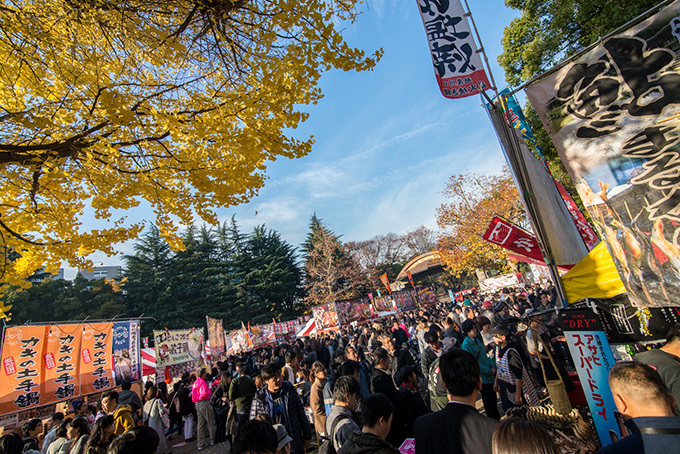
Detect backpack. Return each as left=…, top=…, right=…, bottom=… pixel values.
left=318, top=414, right=349, bottom=454
left=427, top=357, right=448, bottom=411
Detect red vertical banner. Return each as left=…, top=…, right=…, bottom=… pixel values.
left=555, top=181, right=599, bottom=250
left=0, top=326, right=47, bottom=415
left=43, top=325, right=81, bottom=404
left=379, top=274, right=392, bottom=294
left=80, top=323, right=114, bottom=395
left=406, top=270, right=415, bottom=289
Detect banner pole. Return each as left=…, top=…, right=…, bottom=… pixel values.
left=462, top=0, right=499, bottom=99
left=489, top=101, right=569, bottom=304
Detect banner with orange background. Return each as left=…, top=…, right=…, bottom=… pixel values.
left=79, top=323, right=114, bottom=396
left=0, top=326, right=48, bottom=415
left=43, top=324, right=82, bottom=405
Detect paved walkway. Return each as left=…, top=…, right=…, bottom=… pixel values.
left=164, top=436, right=231, bottom=454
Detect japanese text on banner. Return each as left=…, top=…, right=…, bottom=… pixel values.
left=80, top=323, right=114, bottom=395
left=44, top=325, right=81, bottom=402
left=417, top=0, right=490, bottom=99
left=565, top=331, right=619, bottom=446
left=0, top=326, right=46, bottom=414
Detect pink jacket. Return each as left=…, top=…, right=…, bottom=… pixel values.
left=192, top=377, right=211, bottom=403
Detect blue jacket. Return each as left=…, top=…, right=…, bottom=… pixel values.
left=462, top=336, right=496, bottom=384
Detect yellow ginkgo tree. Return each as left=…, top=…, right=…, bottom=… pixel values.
left=0, top=0, right=381, bottom=299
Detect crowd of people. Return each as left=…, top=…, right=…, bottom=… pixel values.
left=2, top=282, right=680, bottom=454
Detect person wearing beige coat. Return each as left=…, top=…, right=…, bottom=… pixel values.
left=310, top=361, right=328, bottom=438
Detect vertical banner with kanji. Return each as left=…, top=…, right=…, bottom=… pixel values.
left=525, top=1, right=680, bottom=307
left=561, top=309, right=619, bottom=446
left=0, top=326, right=46, bottom=414
left=43, top=325, right=81, bottom=404
left=113, top=321, right=141, bottom=385
left=417, top=0, right=490, bottom=98
left=80, top=323, right=114, bottom=395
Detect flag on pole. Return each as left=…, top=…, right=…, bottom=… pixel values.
left=379, top=273, right=392, bottom=294
left=406, top=270, right=416, bottom=289
left=482, top=216, right=544, bottom=263
left=417, top=0, right=491, bottom=99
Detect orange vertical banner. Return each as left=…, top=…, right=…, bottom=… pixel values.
left=0, top=326, right=48, bottom=415
left=80, top=323, right=114, bottom=395
left=43, top=324, right=82, bottom=404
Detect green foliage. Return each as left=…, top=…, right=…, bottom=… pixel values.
left=6, top=275, right=126, bottom=324
left=499, top=0, right=661, bottom=86
left=123, top=220, right=303, bottom=335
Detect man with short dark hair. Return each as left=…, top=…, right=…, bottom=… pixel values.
left=250, top=363, right=311, bottom=454
left=102, top=390, right=135, bottom=435
left=326, top=376, right=362, bottom=452
left=230, top=363, right=257, bottom=433
left=40, top=412, right=64, bottom=454
left=283, top=351, right=298, bottom=383
left=414, top=348, right=498, bottom=454
left=232, top=420, right=278, bottom=454
left=598, top=361, right=680, bottom=454
left=369, top=347, right=404, bottom=446
left=635, top=324, right=680, bottom=415
left=338, top=394, right=399, bottom=454
left=118, top=380, right=143, bottom=414
left=420, top=331, right=441, bottom=381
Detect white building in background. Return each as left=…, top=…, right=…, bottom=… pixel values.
left=77, top=266, right=122, bottom=281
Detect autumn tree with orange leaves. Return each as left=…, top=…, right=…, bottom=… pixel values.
left=436, top=169, right=526, bottom=276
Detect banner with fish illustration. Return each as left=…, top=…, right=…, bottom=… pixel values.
left=525, top=1, right=680, bottom=307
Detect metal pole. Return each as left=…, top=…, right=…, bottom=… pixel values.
left=16, top=316, right=156, bottom=327
left=463, top=0, right=499, bottom=99
left=490, top=100, right=570, bottom=305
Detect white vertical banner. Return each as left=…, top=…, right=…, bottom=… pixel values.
left=417, top=0, right=491, bottom=98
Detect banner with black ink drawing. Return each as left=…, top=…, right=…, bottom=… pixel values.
left=525, top=1, right=680, bottom=307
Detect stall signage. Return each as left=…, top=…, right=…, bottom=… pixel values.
left=564, top=330, right=619, bottom=446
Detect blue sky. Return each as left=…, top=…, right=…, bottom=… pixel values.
left=69, top=0, right=520, bottom=278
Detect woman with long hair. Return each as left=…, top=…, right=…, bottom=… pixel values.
left=83, top=415, right=115, bottom=454
left=142, top=385, right=168, bottom=452
left=66, top=418, right=90, bottom=454
left=210, top=372, right=231, bottom=444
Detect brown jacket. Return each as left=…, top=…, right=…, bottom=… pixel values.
left=310, top=378, right=327, bottom=436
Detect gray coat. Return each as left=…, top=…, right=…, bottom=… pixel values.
left=326, top=405, right=360, bottom=452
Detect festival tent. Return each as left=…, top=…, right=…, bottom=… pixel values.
left=296, top=318, right=317, bottom=337
left=141, top=347, right=156, bottom=377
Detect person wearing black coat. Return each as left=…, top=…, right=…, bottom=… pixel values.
left=249, top=363, right=312, bottom=454
left=414, top=349, right=498, bottom=454
left=369, top=348, right=405, bottom=447
left=420, top=331, right=441, bottom=380
left=396, top=366, right=429, bottom=438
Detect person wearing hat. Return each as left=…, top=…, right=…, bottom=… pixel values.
left=492, top=326, right=539, bottom=412
left=273, top=424, right=293, bottom=454
left=73, top=400, right=88, bottom=418
left=525, top=312, right=574, bottom=392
